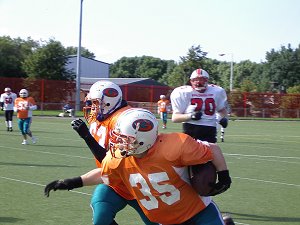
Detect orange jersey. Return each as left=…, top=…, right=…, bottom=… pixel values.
left=89, top=105, right=131, bottom=168
left=14, top=97, right=36, bottom=119
left=101, top=133, right=213, bottom=224
left=157, top=99, right=170, bottom=113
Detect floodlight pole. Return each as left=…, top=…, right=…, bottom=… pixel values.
left=75, top=0, right=83, bottom=114
left=219, top=53, right=234, bottom=92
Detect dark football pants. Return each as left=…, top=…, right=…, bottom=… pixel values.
left=5, top=110, right=14, bottom=121
left=90, top=184, right=158, bottom=225
left=182, top=123, right=217, bottom=143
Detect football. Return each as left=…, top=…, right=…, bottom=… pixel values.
left=190, top=161, right=217, bottom=196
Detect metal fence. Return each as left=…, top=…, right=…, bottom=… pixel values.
left=1, top=77, right=299, bottom=118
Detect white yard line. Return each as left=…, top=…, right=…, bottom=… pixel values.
left=0, top=176, right=92, bottom=196
left=233, top=176, right=300, bottom=187
left=0, top=145, right=93, bottom=160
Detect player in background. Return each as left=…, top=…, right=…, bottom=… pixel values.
left=69, top=81, right=157, bottom=225
left=14, top=89, right=37, bottom=145
left=0, top=87, right=17, bottom=131
left=170, top=68, right=232, bottom=223
left=45, top=108, right=232, bottom=225
left=170, top=68, right=228, bottom=143
left=84, top=92, right=92, bottom=116
left=157, top=94, right=170, bottom=129
left=62, top=102, right=75, bottom=117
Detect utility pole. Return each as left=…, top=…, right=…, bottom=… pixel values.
left=75, top=0, right=83, bottom=114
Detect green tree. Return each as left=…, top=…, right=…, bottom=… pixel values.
left=0, top=36, right=38, bottom=77
left=164, top=66, right=186, bottom=87
left=286, top=85, right=300, bottom=93
left=110, top=56, right=173, bottom=81
left=215, top=62, right=230, bottom=90
left=110, top=56, right=139, bottom=78
left=135, top=56, right=169, bottom=80
left=240, top=79, right=257, bottom=92
left=265, top=44, right=300, bottom=91
left=178, top=45, right=208, bottom=84
left=22, top=39, right=74, bottom=80
left=65, top=46, right=95, bottom=59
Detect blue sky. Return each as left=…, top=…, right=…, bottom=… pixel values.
left=1, top=0, right=300, bottom=64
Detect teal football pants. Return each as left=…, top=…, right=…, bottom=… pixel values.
left=90, top=184, right=158, bottom=225
left=18, top=117, right=31, bottom=135
left=178, top=201, right=224, bottom=225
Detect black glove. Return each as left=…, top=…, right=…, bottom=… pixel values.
left=44, top=177, right=83, bottom=197
left=71, top=119, right=90, bottom=139
left=71, top=118, right=107, bottom=163
left=219, top=117, right=228, bottom=128
left=207, top=170, right=231, bottom=196
left=191, top=111, right=202, bottom=120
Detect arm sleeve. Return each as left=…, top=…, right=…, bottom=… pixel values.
left=83, top=134, right=107, bottom=162
left=180, top=135, right=213, bottom=165
left=29, top=105, right=37, bottom=110
left=216, top=88, right=228, bottom=111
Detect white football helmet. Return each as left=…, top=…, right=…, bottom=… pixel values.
left=190, top=69, right=210, bottom=92
left=109, top=108, right=158, bottom=158
left=4, top=87, right=11, bottom=92
left=85, top=81, right=122, bottom=122
left=160, top=94, right=166, bottom=99
left=19, top=89, right=29, bottom=98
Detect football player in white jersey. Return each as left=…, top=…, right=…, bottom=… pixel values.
left=170, top=68, right=229, bottom=143
left=171, top=68, right=233, bottom=224
left=0, top=87, right=17, bottom=131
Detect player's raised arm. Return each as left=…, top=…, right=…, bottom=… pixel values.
left=71, top=118, right=107, bottom=162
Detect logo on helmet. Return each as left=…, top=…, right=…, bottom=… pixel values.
left=132, top=119, right=154, bottom=132
left=103, top=88, right=119, bottom=97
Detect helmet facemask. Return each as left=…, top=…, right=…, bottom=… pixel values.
left=108, top=108, right=158, bottom=158
left=85, top=81, right=122, bottom=123
left=190, top=69, right=210, bottom=92
left=19, top=89, right=29, bottom=98
left=109, top=126, right=141, bottom=158
left=190, top=77, right=208, bottom=92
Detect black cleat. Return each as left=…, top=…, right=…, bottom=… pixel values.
left=223, top=214, right=235, bottom=225
left=9, top=127, right=13, bottom=132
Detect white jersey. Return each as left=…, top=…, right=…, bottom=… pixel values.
left=0, top=92, right=17, bottom=110
left=170, top=84, right=227, bottom=127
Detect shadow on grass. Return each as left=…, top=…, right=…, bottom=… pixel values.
left=0, top=161, right=77, bottom=168
left=228, top=212, right=300, bottom=223
left=0, top=217, right=24, bottom=223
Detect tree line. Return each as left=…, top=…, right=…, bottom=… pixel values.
left=1, top=35, right=299, bottom=93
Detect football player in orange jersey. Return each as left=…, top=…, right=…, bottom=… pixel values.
left=45, top=108, right=232, bottom=225
left=14, top=89, right=37, bottom=145
left=57, top=81, right=158, bottom=225
left=157, top=94, right=170, bottom=129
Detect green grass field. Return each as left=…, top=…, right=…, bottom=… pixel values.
left=0, top=117, right=299, bottom=225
